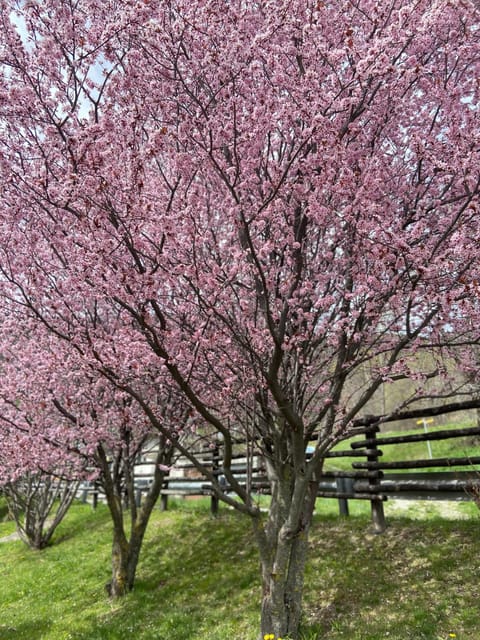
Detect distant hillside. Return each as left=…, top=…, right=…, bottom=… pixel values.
left=343, top=350, right=479, bottom=432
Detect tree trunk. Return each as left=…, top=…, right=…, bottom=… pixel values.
left=107, top=514, right=153, bottom=597
left=253, top=477, right=317, bottom=639
left=98, top=441, right=169, bottom=598
left=108, top=524, right=130, bottom=597
left=5, top=475, right=79, bottom=550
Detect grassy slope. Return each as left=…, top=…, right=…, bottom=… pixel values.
left=0, top=497, right=479, bottom=640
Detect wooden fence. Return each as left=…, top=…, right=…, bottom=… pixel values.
left=79, top=423, right=480, bottom=532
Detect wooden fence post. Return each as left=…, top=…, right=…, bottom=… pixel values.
left=211, top=443, right=220, bottom=516
left=92, top=481, right=98, bottom=510
left=367, top=429, right=386, bottom=533
left=160, top=479, right=169, bottom=511
left=336, top=477, right=350, bottom=516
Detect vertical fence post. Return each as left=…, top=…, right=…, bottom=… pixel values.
left=211, top=443, right=220, bottom=516
left=92, top=481, right=98, bottom=510
left=160, top=478, right=169, bottom=511
left=336, top=477, right=350, bottom=516
left=367, top=428, right=386, bottom=533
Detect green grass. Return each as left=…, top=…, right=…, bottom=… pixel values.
left=0, top=497, right=479, bottom=640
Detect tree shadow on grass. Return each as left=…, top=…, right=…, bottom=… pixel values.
left=303, top=514, right=479, bottom=640
left=0, top=620, right=52, bottom=640
left=66, top=508, right=260, bottom=640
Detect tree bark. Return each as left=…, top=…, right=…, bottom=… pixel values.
left=108, top=523, right=130, bottom=597
left=252, top=471, right=318, bottom=639
left=107, top=505, right=156, bottom=597
left=97, top=441, right=169, bottom=598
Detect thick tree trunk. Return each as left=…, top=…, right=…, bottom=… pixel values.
left=253, top=477, right=317, bottom=639
left=108, top=525, right=130, bottom=597
left=107, top=517, right=152, bottom=597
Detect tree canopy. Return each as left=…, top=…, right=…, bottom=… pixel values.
left=1, top=1, right=480, bottom=636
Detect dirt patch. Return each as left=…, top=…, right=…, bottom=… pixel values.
left=384, top=499, right=475, bottom=520
left=0, top=531, right=19, bottom=543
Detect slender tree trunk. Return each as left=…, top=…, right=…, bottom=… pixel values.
left=102, top=476, right=132, bottom=598
left=125, top=459, right=166, bottom=591
left=5, top=475, right=79, bottom=550
left=98, top=442, right=169, bottom=598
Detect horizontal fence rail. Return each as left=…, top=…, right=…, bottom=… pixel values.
left=78, top=423, right=480, bottom=531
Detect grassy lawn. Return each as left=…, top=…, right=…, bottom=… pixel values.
left=0, top=496, right=479, bottom=640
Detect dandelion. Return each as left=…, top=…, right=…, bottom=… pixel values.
left=449, top=634, right=456, bottom=639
